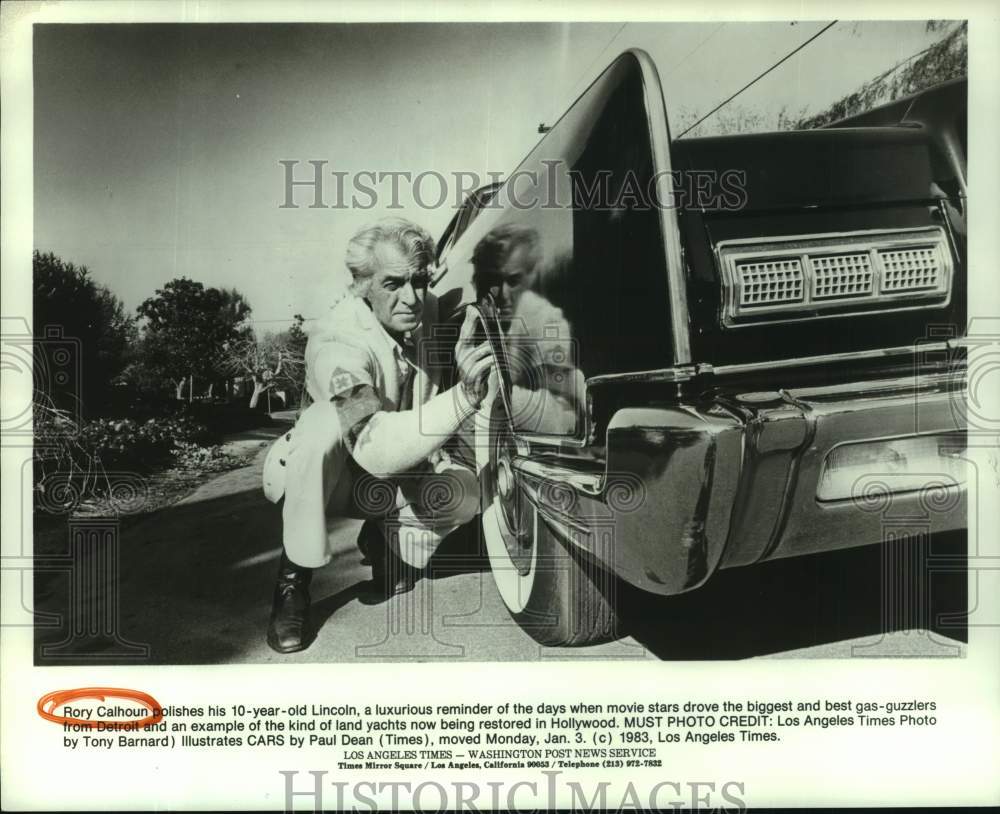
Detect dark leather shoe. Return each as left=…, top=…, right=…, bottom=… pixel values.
left=356, top=518, right=380, bottom=566
left=371, top=551, right=418, bottom=598
left=266, top=552, right=313, bottom=653
left=363, top=526, right=419, bottom=601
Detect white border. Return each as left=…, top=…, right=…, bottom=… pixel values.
left=3, top=2, right=999, bottom=810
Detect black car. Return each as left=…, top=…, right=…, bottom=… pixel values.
left=432, top=50, right=967, bottom=647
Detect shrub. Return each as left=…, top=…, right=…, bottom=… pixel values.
left=180, top=401, right=273, bottom=435
left=35, top=411, right=213, bottom=475
left=173, top=442, right=252, bottom=473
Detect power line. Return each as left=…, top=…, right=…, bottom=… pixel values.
left=538, top=24, right=629, bottom=135
left=660, top=22, right=726, bottom=80
left=569, top=22, right=629, bottom=101
left=864, top=39, right=944, bottom=87
left=250, top=317, right=312, bottom=324
left=676, top=20, right=839, bottom=139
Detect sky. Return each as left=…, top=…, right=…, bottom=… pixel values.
left=33, top=21, right=951, bottom=330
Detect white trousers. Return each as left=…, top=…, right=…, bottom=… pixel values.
left=279, top=400, right=479, bottom=569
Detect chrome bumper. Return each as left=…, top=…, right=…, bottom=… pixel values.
left=520, top=368, right=967, bottom=596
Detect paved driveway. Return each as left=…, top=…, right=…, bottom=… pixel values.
left=33, top=419, right=967, bottom=664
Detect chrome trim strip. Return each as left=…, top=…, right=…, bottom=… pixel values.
left=715, top=224, right=952, bottom=249
left=511, top=475, right=594, bottom=536
left=515, top=432, right=588, bottom=449
left=579, top=342, right=959, bottom=386
left=586, top=365, right=697, bottom=387
left=822, top=427, right=968, bottom=453
left=536, top=505, right=592, bottom=537
left=723, top=299, right=955, bottom=329
left=711, top=342, right=958, bottom=377
left=716, top=226, right=954, bottom=327
left=629, top=48, right=692, bottom=365
left=510, top=457, right=600, bottom=536
left=510, top=456, right=604, bottom=497
left=780, top=369, right=966, bottom=401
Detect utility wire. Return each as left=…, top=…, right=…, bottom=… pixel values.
left=660, top=22, right=726, bottom=80
left=250, top=317, right=312, bottom=325
left=565, top=23, right=629, bottom=105
left=676, top=20, right=839, bottom=138
left=537, top=23, right=628, bottom=135
left=864, top=39, right=944, bottom=87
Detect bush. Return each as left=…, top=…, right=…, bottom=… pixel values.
left=32, top=403, right=259, bottom=514
left=103, top=382, right=180, bottom=421
left=173, top=442, right=251, bottom=473
left=180, top=402, right=273, bottom=435
left=35, top=411, right=213, bottom=474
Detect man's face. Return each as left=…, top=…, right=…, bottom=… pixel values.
left=497, top=243, right=537, bottom=313
left=365, top=241, right=429, bottom=335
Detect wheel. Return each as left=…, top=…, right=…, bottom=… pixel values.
left=474, top=359, right=622, bottom=647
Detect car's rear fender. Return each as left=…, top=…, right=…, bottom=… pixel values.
left=516, top=365, right=967, bottom=596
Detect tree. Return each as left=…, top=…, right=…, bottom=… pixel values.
left=116, top=334, right=175, bottom=401
left=217, top=286, right=253, bottom=328
left=32, top=250, right=137, bottom=415
left=286, top=313, right=307, bottom=357
left=795, top=21, right=967, bottom=129
left=279, top=313, right=308, bottom=403
left=222, top=330, right=305, bottom=409
left=136, top=278, right=252, bottom=400
left=672, top=103, right=808, bottom=138
left=206, top=287, right=254, bottom=398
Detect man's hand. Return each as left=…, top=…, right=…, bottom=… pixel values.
left=455, top=307, right=494, bottom=409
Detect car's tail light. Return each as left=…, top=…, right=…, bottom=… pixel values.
left=737, top=258, right=804, bottom=306
left=718, top=226, right=953, bottom=326
left=810, top=252, right=874, bottom=299
left=877, top=245, right=945, bottom=292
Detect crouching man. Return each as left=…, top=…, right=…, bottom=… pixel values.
left=261, top=217, right=492, bottom=653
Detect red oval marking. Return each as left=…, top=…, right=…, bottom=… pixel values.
left=37, top=688, right=163, bottom=729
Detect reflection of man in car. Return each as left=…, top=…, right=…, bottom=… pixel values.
left=471, top=224, right=583, bottom=436
left=261, top=218, right=492, bottom=653
left=471, top=222, right=542, bottom=314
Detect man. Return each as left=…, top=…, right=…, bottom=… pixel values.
left=262, top=217, right=493, bottom=653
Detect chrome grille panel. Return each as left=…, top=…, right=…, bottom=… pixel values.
left=717, top=227, right=953, bottom=327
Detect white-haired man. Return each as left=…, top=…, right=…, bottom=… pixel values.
left=262, top=217, right=492, bottom=653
